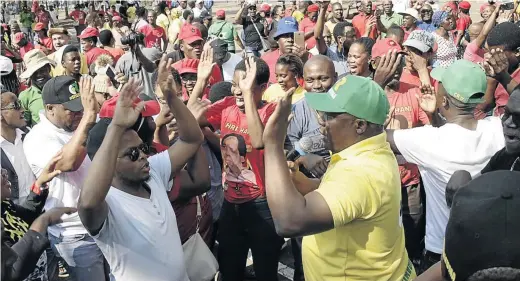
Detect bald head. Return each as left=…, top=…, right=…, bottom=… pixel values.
left=303, top=55, right=337, bottom=93
left=468, top=22, right=484, bottom=37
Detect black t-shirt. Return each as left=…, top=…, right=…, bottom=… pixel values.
left=480, top=147, right=520, bottom=174
left=241, top=15, right=264, bottom=51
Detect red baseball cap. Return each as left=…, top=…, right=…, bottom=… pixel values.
left=260, top=3, right=271, bottom=12
left=307, top=4, right=319, bottom=12
left=78, top=27, right=99, bottom=39
left=216, top=9, right=225, bottom=18
left=99, top=94, right=161, bottom=118
left=33, top=22, right=46, bottom=31
left=174, top=58, right=199, bottom=75
left=112, top=15, right=122, bottom=22
left=179, top=24, right=203, bottom=44
left=371, top=38, right=403, bottom=59
left=459, top=1, right=471, bottom=9
left=13, top=32, right=25, bottom=44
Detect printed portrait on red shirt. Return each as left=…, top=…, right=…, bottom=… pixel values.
left=221, top=133, right=259, bottom=194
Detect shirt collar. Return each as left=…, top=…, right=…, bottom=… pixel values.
left=331, top=132, right=388, bottom=163
left=38, top=112, right=72, bottom=135
left=0, top=129, right=25, bottom=145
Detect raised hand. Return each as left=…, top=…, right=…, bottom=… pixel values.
left=291, top=43, right=308, bottom=60
left=365, top=15, right=377, bottom=31
left=373, top=49, right=402, bottom=87
left=156, top=54, right=176, bottom=102
left=417, top=85, right=437, bottom=115
left=80, top=76, right=99, bottom=114
left=263, top=87, right=296, bottom=146
left=198, top=48, right=216, bottom=81
left=409, top=49, right=428, bottom=72
left=112, top=78, right=145, bottom=129
left=238, top=56, right=258, bottom=95
left=483, top=48, right=509, bottom=77
left=35, top=151, right=63, bottom=189
left=155, top=103, right=175, bottom=128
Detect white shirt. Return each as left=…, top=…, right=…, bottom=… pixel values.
left=222, top=53, right=243, bottom=82
left=0, top=129, right=36, bottom=202
left=23, top=113, right=92, bottom=237
left=91, top=151, right=189, bottom=281
left=394, top=117, right=505, bottom=254
left=392, top=0, right=410, bottom=13
left=192, top=6, right=207, bottom=19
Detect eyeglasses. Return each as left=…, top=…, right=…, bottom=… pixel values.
left=1, top=100, right=22, bottom=111
left=119, top=143, right=150, bottom=162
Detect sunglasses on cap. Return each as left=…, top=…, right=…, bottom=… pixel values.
left=1, top=100, right=22, bottom=111
left=119, top=143, right=150, bottom=162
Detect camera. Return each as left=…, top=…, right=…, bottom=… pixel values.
left=121, top=32, right=144, bottom=46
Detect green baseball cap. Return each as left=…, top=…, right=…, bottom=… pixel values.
left=305, top=76, right=390, bottom=125
left=430, top=60, right=486, bottom=104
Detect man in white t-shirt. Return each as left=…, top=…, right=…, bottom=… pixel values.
left=211, top=39, right=242, bottom=82
left=23, top=76, right=107, bottom=280
left=386, top=59, right=505, bottom=272
left=79, top=61, right=204, bottom=281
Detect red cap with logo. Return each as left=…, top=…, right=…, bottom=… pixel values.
left=459, top=1, right=471, bottom=9
left=179, top=24, right=203, bottom=44
left=307, top=4, right=319, bottom=12
left=260, top=3, right=271, bottom=12
left=99, top=94, right=161, bottom=118
left=78, top=27, right=99, bottom=39
left=174, top=58, right=199, bottom=75
left=216, top=9, right=225, bottom=18
left=33, top=22, right=46, bottom=31
left=371, top=38, right=403, bottom=58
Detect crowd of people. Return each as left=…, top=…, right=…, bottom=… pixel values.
left=2, top=0, right=520, bottom=281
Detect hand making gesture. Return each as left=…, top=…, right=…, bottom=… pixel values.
left=112, top=78, right=145, bottom=129
left=263, top=87, right=296, bottom=146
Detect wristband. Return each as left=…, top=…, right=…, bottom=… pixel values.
left=31, top=181, right=48, bottom=195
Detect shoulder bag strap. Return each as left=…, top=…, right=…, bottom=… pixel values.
left=250, top=16, right=264, bottom=39
left=195, top=196, right=202, bottom=233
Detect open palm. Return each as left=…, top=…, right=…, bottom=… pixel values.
left=112, top=78, right=145, bottom=129
left=238, top=57, right=257, bottom=93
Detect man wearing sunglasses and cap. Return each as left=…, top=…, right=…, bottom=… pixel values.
left=263, top=75, right=415, bottom=280
left=23, top=76, right=108, bottom=281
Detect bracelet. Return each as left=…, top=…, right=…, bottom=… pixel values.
left=31, top=182, right=48, bottom=195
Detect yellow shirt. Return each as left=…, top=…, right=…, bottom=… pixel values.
left=48, top=52, right=89, bottom=76
left=262, top=84, right=306, bottom=104
left=293, top=10, right=305, bottom=22
left=302, top=132, right=415, bottom=281
left=156, top=13, right=170, bottom=32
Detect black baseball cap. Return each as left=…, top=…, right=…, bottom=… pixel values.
left=443, top=171, right=520, bottom=281
left=42, top=76, right=83, bottom=112
left=210, top=39, right=228, bottom=54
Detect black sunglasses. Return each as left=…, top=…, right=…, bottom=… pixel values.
left=119, top=143, right=150, bottom=162
left=1, top=100, right=22, bottom=111
left=420, top=9, right=433, bottom=13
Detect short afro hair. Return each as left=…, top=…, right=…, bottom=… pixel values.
left=136, top=7, right=147, bottom=18
left=386, top=25, right=405, bottom=40
left=234, top=57, right=270, bottom=86
left=209, top=81, right=232, bottom=104
left=486, top=22, right=520, bottom=51
left=352, top=37, right=376, bottom=57
left=333, top=21, right=354, bottom=41
left=276, top=54, right=304, bottom=78
left=98, top=29, right=113, bottom=46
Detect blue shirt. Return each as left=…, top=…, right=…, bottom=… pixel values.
left=417, top=21, right=436, bottom=32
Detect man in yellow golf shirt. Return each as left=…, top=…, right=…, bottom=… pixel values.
left=262, top=75, right=415, bottom=281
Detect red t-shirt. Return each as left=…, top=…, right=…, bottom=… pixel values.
left=109, top=11, right=120, bottom=17
left=261, top=50, right=312, bottom=84
left=463, top=41, right=485, bottom=64
left=171, top=60, right=223, bottom=101
left=153, top=143, right=213, bottom=246
left=36, top=10, right=50, bottom=25
left=456, top=13, right=472, bottom=32
left=298, top=17, right=317, bottom=50
left=398, top=68, right=434, bottom=93
left=70, top=10, right=87, bottom=25
left=35, top=37, right=54, bottom=53
left=141, top=25, right=167, bottom=49
left=352, top=13, right=377, bottom=40
left=386, top=87, right=430, bottom=186
left=103, top=47, right=125, bottom=64
left=205, top=96, right=277, bottom=204
left=85, top=47, right=113, bottom=65
left=494, top=68, right=520, bottom=116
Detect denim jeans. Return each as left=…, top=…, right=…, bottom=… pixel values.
left=48, top=233, right=108, bottom=281
left=217, top=197, right=284, bottom=281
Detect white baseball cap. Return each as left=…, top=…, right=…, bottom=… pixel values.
left=0, top=55, right=13, bottom=76
left=399, top=8, right=420, bottom=21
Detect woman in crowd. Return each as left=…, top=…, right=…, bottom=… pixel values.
left=347, top=37, right=375, bottom=78
left=263, top=54, right=306, bottom=104
left=431, top=10, right=457, bottom=68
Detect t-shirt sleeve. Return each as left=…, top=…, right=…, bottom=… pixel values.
left=205, top=96, right=235, bottom=129
left=286, top=101, right=305, bottom=145
left=260, top=102, right=277, bottom=124
left=211, top=64, right=223, bottom=84
left=23, top=133, right=65, bottom=177
left=393, top=126, right=438, bottom=167
left=316, top=169, right=381, bottom=226
left=456, top=18, right=467, bottom=31
left=148, top=150, right=172, bottom=190
left=480, top=148, right=504, bottom=174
